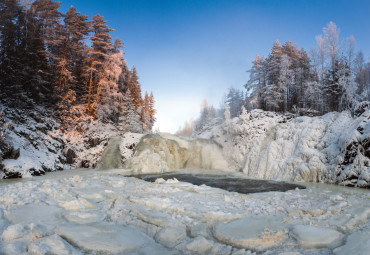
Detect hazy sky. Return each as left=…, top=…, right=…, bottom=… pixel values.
left=60, top=0, right=370, bottom=133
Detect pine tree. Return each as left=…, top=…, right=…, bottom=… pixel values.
left=148, top=91, right=156, bottom=127
left=21, top=7, right=50, bottom=103
left=141, top=92, right=151, bottom=131
left=128, top=66, right=143, bottom=109
left=245, top=54, right=266, bottom=110
left=226, top=87, right=244, bottom=117
left=64, top=6, right=89, bottom=97
left=266, top=40, right=283, bottom=111
left=0, top=0, right=25, bottom=100
left=337, top=57, right=358, bottom=111
left=31, top=0, right=62, bottom=58
left=278, top=54, right=293, bottom=112
left=297, top=48, right=312, bottom=109
left=96, top=50, right=125, bottom=122
left=123, top=90, right=143, bottom=133
left=87, top=14, right=113, bottom=115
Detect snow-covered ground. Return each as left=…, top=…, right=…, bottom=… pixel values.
left=0, top=169, right=368, bottom=255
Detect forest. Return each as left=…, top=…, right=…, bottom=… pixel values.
left=245, top=22, right=370, bottom=115
left=0, top=0, right=156, bottom=134
left=181, top=22, right=370, bottom=135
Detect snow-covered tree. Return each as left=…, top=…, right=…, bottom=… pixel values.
left=278, top=53, right=293, bottom=112
left=148, top=91, right=156, bottom=126
left=96, top=51, right=125, bottom=122
left=176, top=119, right=194, bottom=136
left=245, top=54, right=266, bottom=110
left=141, top=92, right=151, bottom=131
left=323, top=21, right=341, bottom=73
left=226, top=87, right=244, bottom=117
left=195, top=99, right=217, bottom=131
left=239, top=105, right=249, bottom=125
left=127, top=66, right=143, bottom=110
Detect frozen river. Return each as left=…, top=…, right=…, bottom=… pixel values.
left=0, top=169, right=369, bottom=254
left=128, top=172, right=306, bottom=194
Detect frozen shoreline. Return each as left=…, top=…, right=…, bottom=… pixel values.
left=0, top=169, right=369, bottom=255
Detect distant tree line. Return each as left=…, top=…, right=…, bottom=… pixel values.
left=245, top=22, right=370, bottom=115
left=0, top=0, right=156, bottom=132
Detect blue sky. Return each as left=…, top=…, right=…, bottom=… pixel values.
left=60, top=0, right=370, bottom=133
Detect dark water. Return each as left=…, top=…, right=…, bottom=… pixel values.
left=127, top=173, right=306, bottom=194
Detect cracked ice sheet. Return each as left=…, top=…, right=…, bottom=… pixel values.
left=0, top=170, right=368, bottom=255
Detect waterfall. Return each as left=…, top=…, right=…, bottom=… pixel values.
left=98, top=136, right=123, bottom=170
left=125, top=133, right=229, bottom=173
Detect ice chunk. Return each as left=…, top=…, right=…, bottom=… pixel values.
left=341, top=207, right=370, bottom=232
left=63, top=211, right=105, bottom=224
left=154, top=225, right=187, bottom=248
left=1, top=224, right=27, bottom=241
left=278, top=252, right=302, bottom=255
left=334, top=231, right=370, bottom=255
left=154, top=178, right=166, bottom=184
left=290, top=225, right=344, bottom=249
left=186, top=236, right=213, bottom=254
left=28, top=234, right=82, bottom=255
left=4, top=205, right=63, bottom=227
left=56, top=222, right=152, bottom=253
left=58, top=198, right=95, bottom=211
left=213, top=215, right=287, bottom=251
left=28, top=223, right=53, bottom=240
left=165, top=178, right=179, bottom=184
left=0, top=241, right=28, bottom=255
left=189, top=223, right=210, bottom=238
